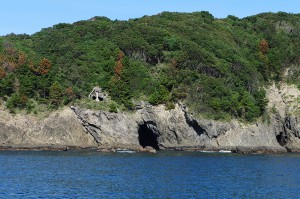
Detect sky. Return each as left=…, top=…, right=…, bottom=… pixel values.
left=0, top=0, right=300, bottom=36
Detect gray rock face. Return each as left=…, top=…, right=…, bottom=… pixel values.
left=72, top=107, right=141, bottom=149
left=0, top=108, right=97, bottom=149
left=265, top=83, right=300, bottom=152
left=71, top=104, right=285, bottom=152
left=72, top=83, right=300, bottom=153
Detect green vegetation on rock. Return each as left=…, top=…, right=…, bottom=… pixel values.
left=1, top=11, right=300, bottom=121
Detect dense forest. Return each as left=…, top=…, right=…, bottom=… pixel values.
left=1, top=11, right=300, bottom=121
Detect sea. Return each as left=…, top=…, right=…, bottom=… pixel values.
left=0, top=150, right=299, bottom=198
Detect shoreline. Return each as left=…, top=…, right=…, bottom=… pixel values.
left=0, top=145, right=291, bottom=154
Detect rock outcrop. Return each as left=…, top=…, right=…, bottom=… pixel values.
left=72, top=104, right=285, bottom=153
left=71, top=107, right=141, bottom=149
left=266, top=83, right=300, bottom=152
left=0, top=108, right=97, bottom=149
left=1, top=83, right=300, bottom=153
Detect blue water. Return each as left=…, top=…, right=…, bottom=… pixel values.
left=0, top=151, right=300, bottom=198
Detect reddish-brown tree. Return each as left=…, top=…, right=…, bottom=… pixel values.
left=38, top=58, right=52, bottom=75
left=18, top=52, right=26, bottom=66
left=29, top=58, right=52, bottom=75
left=259, top=39, right=269, bottom=55
left=65, top=87, right=76, bottom=101
left=114, top=50, right=125, bottom=79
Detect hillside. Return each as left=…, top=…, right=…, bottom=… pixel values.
left=1, top=11, right=300, bottom=121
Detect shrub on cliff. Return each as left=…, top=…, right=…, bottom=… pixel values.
left=6, top=93, right=28, bottom=113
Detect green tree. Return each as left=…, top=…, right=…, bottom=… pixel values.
left=239, top=91, right=260, bottom=122
left=49, top=81, right=63, bottom=107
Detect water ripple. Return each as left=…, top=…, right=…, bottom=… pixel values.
left=0, top=151, right=300, bottom=198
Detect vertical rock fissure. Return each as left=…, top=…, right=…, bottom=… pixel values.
left=71, top=107, right=101, bottom=145
left=275, top=116, right=292, bottom=148
left=184, top=112, right=207, bottom=136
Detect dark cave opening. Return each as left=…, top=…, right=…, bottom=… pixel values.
left=276, top=132, right=288, bottom=146
left=138, top=123, right=159, bottom=150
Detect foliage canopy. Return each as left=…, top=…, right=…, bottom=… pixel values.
left=1, top=11, right=300, bottom=121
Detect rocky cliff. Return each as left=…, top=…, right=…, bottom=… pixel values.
left=71, top=103, right=283, bottom=153
left=1, top=83, right=300, bottom=153
left=0, top=108, right=97, bottom=149
left=72, top=83, right=300, bottom=153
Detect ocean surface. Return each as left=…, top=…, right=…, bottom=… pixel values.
left=0, top=150, right=300, bottom=199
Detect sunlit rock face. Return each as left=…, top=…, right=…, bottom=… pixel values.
left=0, top=107, right=97, bottom=149
left=1, top=83, right=300, bottom=153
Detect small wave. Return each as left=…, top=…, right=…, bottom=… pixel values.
left=116, top=150, right=136, bottom=154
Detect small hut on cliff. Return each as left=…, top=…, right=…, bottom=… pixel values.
left=88, top=87, right=107, bottom=101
